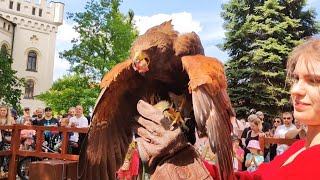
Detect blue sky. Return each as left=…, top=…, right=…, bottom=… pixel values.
left=53, top=0, right=320, bottom=81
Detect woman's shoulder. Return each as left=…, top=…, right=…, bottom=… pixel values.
left=8, top=117, right=15, bottom=124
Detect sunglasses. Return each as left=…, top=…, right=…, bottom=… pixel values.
left=274, top=121, right=281, bottom=123
left=283, top=117, right=291, bottom=120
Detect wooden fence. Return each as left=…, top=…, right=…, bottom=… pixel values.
left=0, top=125, right=88, bottom=180
left=258, top=136, right=299, bottom=153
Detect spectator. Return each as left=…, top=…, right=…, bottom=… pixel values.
left=17, top=107, right=32, bottom=124
left=285, top=119, right=307, bottom=140
left=68, top=107, right=76, bottom=118
left=0, top=104, right=15, bottom=173
left=32, top=108, right=44, bottom=125
left=232, top=135, right=244, bottom=171
left=62, top=113, right=71, bottom=119
left=245, top=140, right=264, bottom=172
left=39, top=107, right=59, bottom=147
left=241, top=114, right=261, bottom=147
left=54, top=118, right=74, bottom=152
left=69, top=105, right=88, bottom=154
left=274, top=112, right=296, bottom=155
left=10, top=109, right=18, bottom=121
left=20, top=118, right=36, bottom=150
left=269, top=116, right=283, bottom=137
left=117, top=141, right=139, bottom=180
left=56, top=114, right=63, bottom=123
left=194, top=132, right=216, bottom=165
left=268, top=116, right=283, bottom=161
left=256, top=111, right=272, bottom=134
left=242, top=115, right=264, bottom=170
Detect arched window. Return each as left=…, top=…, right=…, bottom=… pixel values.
left=1, top=44, right=7, bottom=53
left=27, top=51, right=37, bottom=71
left=24, top=80, right=34, bottom=99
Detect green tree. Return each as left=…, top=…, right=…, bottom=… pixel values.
left=0, top=47, right=24, bottom=110
left=36, top=74, right=100, bottom=114
left=221, top=0, right=319, bottom=118
left=60, top=0, right=138, bottom=80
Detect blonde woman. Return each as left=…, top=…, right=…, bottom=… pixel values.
left=0, top=105, right=15, bottom=126
left=0, top=104, right=15, bottom=174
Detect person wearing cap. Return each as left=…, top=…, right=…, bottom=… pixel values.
left=39, top=107, right=59, bottom=148
left=245, top=140, right=264, bottom=172
left=32, top=108, right=44, bottom=125
left=232, top=134, right=244, bottom=171
left=17, top=107, right=32, bottom=124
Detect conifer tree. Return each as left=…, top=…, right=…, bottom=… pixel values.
left=221, top=0, right=319, bottom=118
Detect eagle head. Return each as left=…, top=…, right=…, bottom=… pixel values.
left=132, top=50, right=150, bottom=73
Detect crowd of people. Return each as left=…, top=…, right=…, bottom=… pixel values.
left=0, top=104, right=90, bottom=176
left=230, top=110, right=306, bottom=172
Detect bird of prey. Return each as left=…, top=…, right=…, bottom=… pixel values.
left=78, top=20, right=235, bottom=180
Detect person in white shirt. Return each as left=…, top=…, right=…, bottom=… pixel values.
left=69, top=105, right=89, bottom=142
left=274, top=112, right=296, bottom=155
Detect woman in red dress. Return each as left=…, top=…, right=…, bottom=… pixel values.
left=117, top=141, right=139, bottom=180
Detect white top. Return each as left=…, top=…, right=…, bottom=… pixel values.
left=274, top=124, right=296, bottom=155
left=69, top=115, right=89, bottom=142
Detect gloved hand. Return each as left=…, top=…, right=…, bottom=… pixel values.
left=132, top=100, right=188, bottom=170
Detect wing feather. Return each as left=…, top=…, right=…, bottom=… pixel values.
left=79, top=59, right=142, bottom=180
left=181, top=55, right=234, bottom=180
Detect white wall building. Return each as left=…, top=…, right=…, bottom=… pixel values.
left=0, top=0, right=64, bottom=112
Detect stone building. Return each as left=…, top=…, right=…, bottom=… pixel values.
left=0, top=0, right=64, bottom=112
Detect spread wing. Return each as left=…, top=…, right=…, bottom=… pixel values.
left=181, top=55, right=234, bottom=180
left=79, top=59, right=142, bottom=180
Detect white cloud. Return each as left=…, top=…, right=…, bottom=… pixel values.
left=56, top=20, right=79, bottom=42
left=53, top=53, right=70, bottom=81
left=134, top=12, right=202, bottom=35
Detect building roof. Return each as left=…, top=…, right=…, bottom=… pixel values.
left=0, top=15, right=15, bottom=25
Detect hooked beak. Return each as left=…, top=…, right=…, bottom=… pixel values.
left=132, top=51, right=150, bottom=73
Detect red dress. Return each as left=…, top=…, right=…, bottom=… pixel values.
left=117, top=149, right=139, bottom=179
left=211, top=139, right=320, bottom=180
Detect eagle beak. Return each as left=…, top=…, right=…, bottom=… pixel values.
left=132, top=51, right=150, bottom=73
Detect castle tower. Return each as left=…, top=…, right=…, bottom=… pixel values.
left=0, top=0, right=64, bottom=111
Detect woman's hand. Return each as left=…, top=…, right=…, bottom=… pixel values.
left=258, top=132, right=266, bottom=137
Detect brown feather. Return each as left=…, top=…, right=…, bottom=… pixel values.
left=79, top=59, right=141, bottom=180
left=182, top=55, right=234, bottom=179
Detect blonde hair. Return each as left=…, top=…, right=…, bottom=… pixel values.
left=249, top=115, right=262, bottom=131
left=247, top=114, right=259, bottom=122
left=0, top=104, right=12, bottom=121
left=23, top=116, right=32, bottom=124
left=287, top=38, right=320, bottom=80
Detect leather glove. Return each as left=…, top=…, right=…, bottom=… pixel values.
left=133, top=100, right=188, bottom=170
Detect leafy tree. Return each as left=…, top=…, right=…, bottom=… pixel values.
left=221, top=0, right=319, bottom=119
left=0, top=48, right=24, bottom=110
left=60, top=0, right=138, bottom=81
left=36, top=74, right=100, bottom=114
